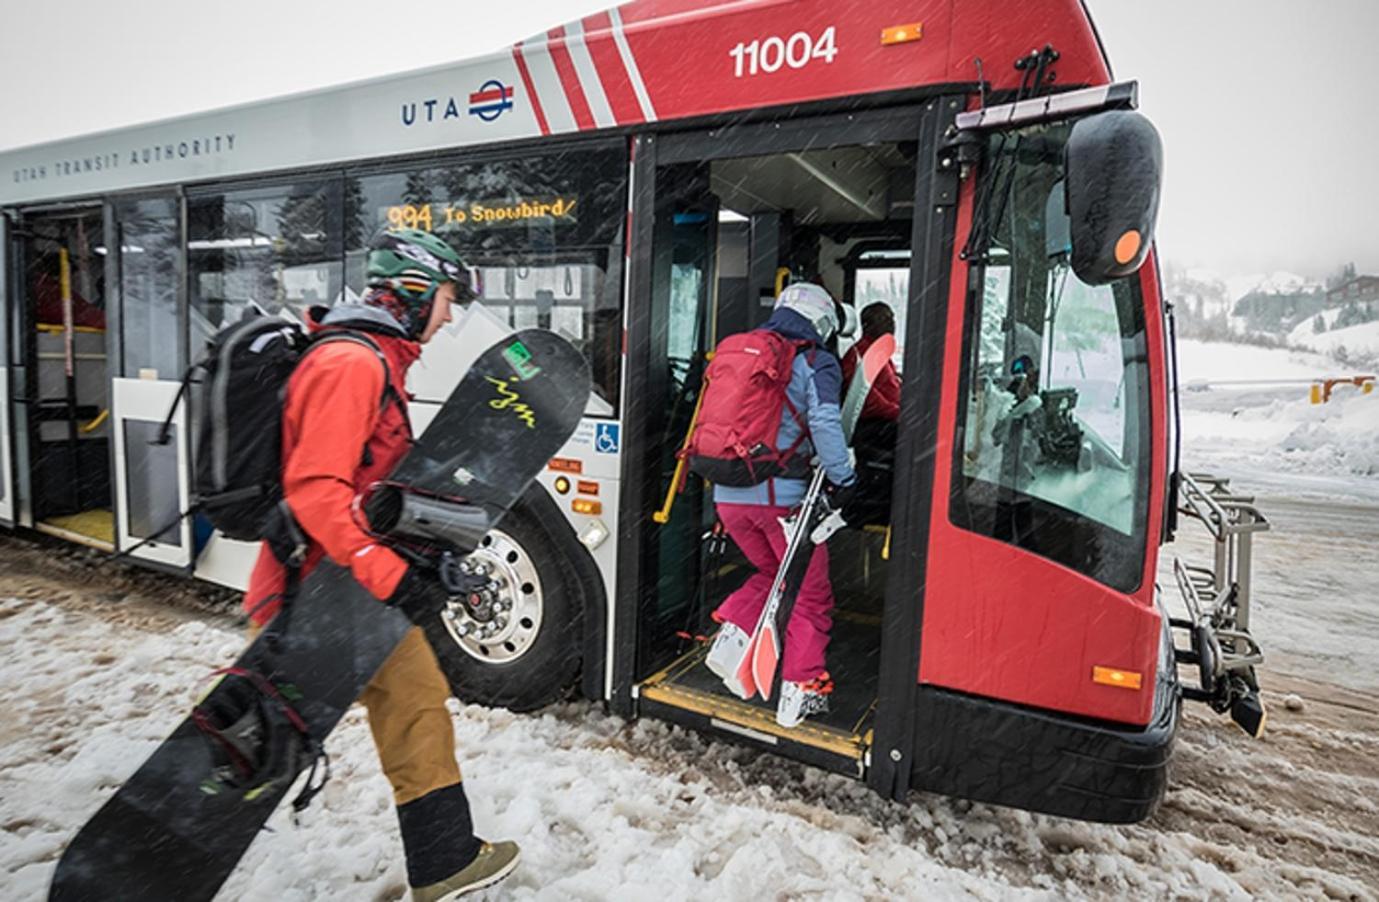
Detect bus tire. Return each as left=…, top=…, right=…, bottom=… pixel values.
left=422, top=491, right=585, bottom=713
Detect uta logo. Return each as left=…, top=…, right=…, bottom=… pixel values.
left=486, top=377, right=537, bottom=428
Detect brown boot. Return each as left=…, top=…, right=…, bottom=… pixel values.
left=409, top=841, right=521, bottom=901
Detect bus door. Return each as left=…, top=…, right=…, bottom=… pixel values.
left=618, top=106, right=935, bottom=777
left=10, top=206, right=114, bottom=549
left=109, top=194, right=193, bottom=570
left=0, top=212, right=15, bottom=527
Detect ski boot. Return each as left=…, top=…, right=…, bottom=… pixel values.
left=705, top=622, right=752, bottom=699
left=776, top=672, right=833, bottom=728
left=410, top=841, right=521, bottom=902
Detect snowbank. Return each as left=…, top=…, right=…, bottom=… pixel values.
left=1176, top=340, right=1379, bottom=485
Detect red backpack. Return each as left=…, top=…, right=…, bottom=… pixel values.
left=684, top=330, right=812, bottom=486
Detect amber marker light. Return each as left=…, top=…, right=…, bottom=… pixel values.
left=1114, top=229, right=1142, bottom=265
left=577, top=480, right=599, bottom=496
left=553, top=476, right=571, bottom=494
left=572, top=498, right=602, bottom=515
left=1092, top=666, right=1143, bottom=690
left=548, top=457, right=583, bottom=474
left=881, top=22, right=923, bottom=45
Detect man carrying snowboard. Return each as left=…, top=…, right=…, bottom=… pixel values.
left=241, top=228, right=519, bottom=900
left=692, top=282, right=856, bottom=728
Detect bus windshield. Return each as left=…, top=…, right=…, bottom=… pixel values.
left=952, top=120, right=1151, bottom=592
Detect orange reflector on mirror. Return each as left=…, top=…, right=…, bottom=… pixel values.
left=1114, top=229, right=1142, bottom=265
left=1092, top=666, right=1143, bottom=690
left=572, top=498, right=602, bottom=515
left=548, top=457, right=583, bottom=473
left=881, top=23, right=923, bottom=45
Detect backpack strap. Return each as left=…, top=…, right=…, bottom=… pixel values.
left=774, top=339, right=815, bottom=473
left=303, top=331, right=410, bottom=428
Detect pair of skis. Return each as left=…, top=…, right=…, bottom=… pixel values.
left=732, top=333, right=896, bottom=701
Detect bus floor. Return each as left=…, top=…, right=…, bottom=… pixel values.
left=36, top=509, right=115, bottom=550
left=639, top=611, right=880, bottom=756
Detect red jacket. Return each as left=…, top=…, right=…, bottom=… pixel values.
left=242, top=316, right=419, bottom=626
left=841, top=334, right=902, bottom=422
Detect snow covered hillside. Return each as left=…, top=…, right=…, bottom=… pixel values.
left=1176, top=340, right=1379, bottom=483
left=1288, top=318, right=1379, bottom=365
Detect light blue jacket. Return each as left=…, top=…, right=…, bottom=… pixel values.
left=713, top=309, right=856, bottom=508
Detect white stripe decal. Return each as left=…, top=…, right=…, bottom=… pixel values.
left=564, top=21, right=617, bottom=129
left=520, top=33, right=578, bottom=134
left=608, top=8, right=657, bottom=122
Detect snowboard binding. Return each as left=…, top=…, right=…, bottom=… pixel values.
left=192, top=667, right=329, bottom=814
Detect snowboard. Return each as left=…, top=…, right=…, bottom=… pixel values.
left=737, top=334, right=897, bottom=701
left=50, top=328, right=590, bottom=902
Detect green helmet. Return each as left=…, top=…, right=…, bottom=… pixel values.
left=365, top=229, right=473, bottom=305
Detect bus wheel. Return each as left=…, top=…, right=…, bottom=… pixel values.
left=423, top=500, right=584, bottom=713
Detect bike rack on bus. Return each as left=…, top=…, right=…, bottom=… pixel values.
left=1169, top=472, right=1269, bottom=737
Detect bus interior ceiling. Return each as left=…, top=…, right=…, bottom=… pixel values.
left=636, top=140, right=916, bottom=754
left=19, top=208, right=113, bottom=547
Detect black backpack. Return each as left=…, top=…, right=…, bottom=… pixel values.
left=148, top=310, right=401, bottom=565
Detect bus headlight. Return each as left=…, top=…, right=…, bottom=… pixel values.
left=578, top=519, right=609, bottom=550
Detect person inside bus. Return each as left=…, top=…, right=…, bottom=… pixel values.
left=703, top=282, right=857, bottom=729
left=840, top=302, right=902, bottom=526
left=991, top=353, right=1044, bottom=541
left=241, top=228, right=519, bottom=900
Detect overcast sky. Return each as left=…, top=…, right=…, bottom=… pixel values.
left=0, top=0, right=1375, bottom=277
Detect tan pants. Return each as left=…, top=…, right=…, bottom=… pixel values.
left=247, top=624, right=461, bottom=806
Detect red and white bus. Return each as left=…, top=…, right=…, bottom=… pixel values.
left=0, top=0, right=1266, bottom=823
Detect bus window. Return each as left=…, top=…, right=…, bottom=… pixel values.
left=953, top=122, right=1150, bottom=592
left=346, top=144, right=627, bottom=412
left=115, top=197, right=181, bottom=379
left=187, top=179, right=344, bottom=352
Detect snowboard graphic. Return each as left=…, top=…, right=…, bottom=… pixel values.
left=738, top=334, right=897, bottom=700
left=50, top=329, right=590, bottom=902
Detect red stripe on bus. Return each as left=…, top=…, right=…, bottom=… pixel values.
left=469, top=87, right=513, bottom=105
left=546, top=27, right=596, bottom=131
left=510, top=45, right=550, bottom=136
left=582, top=12, right=644, bottom=124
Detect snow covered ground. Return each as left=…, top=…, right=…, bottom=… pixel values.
left=2, top=582, right=1376, bottom=902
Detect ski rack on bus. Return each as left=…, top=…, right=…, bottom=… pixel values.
left=1169, top=472, right=1269, bottom=736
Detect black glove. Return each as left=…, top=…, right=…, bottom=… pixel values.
left=824, top=479, right=857, bottom=514
left=385, top=564, right=450, bottom=626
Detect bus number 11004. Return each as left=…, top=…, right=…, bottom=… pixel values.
left=729, top=26, right=838, bottom=78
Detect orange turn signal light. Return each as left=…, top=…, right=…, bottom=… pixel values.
left=548, top=457, right=583, bottom=474
left=1092, top=666, right=1143, bottom=691
left=577, top=480, right=599, bottom=496
left=1114, top=229, right=1142, bottom=265
left=881, top=23, right=923, bottom=46
left=572, top=498, right=602, bottom=515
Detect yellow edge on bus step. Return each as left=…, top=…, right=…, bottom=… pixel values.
left=38, top=509, right=115, bottom=546
left=640, top=672, right=866, bottom=761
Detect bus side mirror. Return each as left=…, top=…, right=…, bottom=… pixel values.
left=1064, top=110, right=1163, bottom=285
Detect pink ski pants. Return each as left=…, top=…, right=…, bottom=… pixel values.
left=713, top=502, right=833, bottom=683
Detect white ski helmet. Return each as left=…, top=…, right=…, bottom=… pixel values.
left=775, top=282, right=840, bottom=343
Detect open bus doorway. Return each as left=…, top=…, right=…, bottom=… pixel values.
left=15, top=208, right=113, bottom=548
left=629, top=117, right=919, bottom=773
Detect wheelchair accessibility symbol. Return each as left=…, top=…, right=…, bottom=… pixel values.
left=594, top=423, right=620, bottom=454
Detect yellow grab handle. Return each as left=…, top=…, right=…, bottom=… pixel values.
left=653, top=379, right=710, bottom=525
